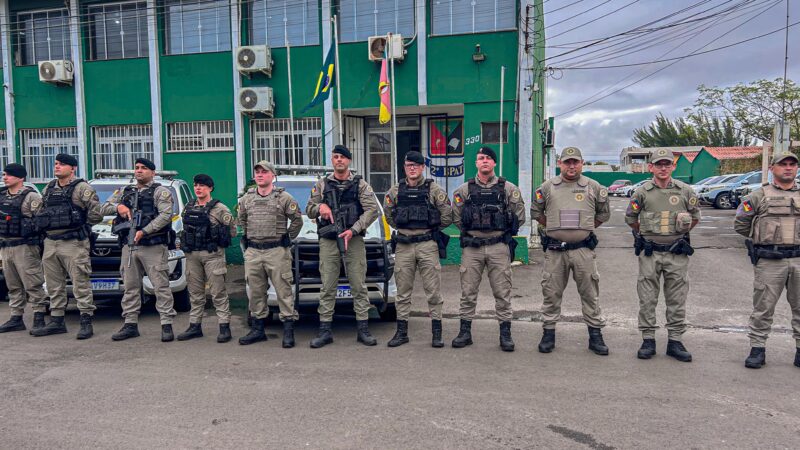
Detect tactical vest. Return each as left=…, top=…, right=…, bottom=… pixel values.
left=181, top=200, right=231, bottom=252
left=392, top=179, right=441, bottom=230
left=752, top=184, right=800, bottom=245
left=544, top=176, right=597, bottom=232
left=0, top=187, right=38, bottom=239
left=117, top=183, right=170, bottom=246
left=317, top=176, right=365, bottom=239
left=461, top=178, right=510, bottom=232
left=242, top=187, right=289, bottom=241
left=638, top=181, right=690, bottom=236
left=35, top=179, right=87, bottom=234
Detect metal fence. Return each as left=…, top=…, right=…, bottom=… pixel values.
left=0, top=130, right=8, bottom=168
left=251, top=117, right=322, bottom=166
left=166, top=120, right=234, bottom=152
left=92, top=124, right=154, bottom=170
left=19, top=128, right=80, bottom=181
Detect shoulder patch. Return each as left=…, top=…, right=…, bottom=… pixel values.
left=534, top=189, right=544, bottom=203
left=289, top=202, right=298, bottom=211
left=688, top=197, right=698, bottom=206
left=311, top=186, right=317, bottom=195
left=222, top=212, right=234, bottom=224
left=161, top=190, right=170, bottom=200
left=31, top=199, right=41, bottom=209
left=437, top=192, right=446, bottom=203
left=599, top=188, right=608, bottom=200
left=365, top=184, right=373, bottom=194
left=512, top=190, right=521, bottom=200
left=454, top=193, right=463, bottom=205
left=385, top=194, right=393, bottom=206
left=629, top=199, right=641, bottom=212
left=82, top=189, right=93, bottom=199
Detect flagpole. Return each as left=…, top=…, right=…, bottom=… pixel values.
left=333, top=15, right=344, bottom=146
left=285, top=13, right=296, bottom=165
left=499, top=65, right=505, bottom=177
left=389, top=33, right=398, bottom=185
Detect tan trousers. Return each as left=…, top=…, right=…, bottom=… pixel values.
left=43, top=238, right=94, bottom=316
left=1, top=244, right=46, bottom=315
left=394, top=239, right=443, bottom=321
left=120, top=244, right=176, bottom=325
left=318, top=236, right=371, bottom=322
left=244, top=246, right=297, bottom=321
left=540, top=247, right=606, bottom=329
left=186, top=249, right=231, bottom=324
left=749, top=257, right=800, bottom=348
left=637, top=251, right=690, bottom=341
left=459, top=242, right=513, bottom=322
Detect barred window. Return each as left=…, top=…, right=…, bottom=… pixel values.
left=339, top=0, right=415, bottom=43
left=249, top=0, right=319, bottom=47
left=0, top=130, right=8, bottom=169
left=432, top=0, right=516, bottom=36
left=20, top=128, right=81, bottom=181
left=93, top=125, right=154, bottom=170
left=167, top=121, right=234, bottom=152
left=87, top=1, right=149, bottom=61
left=251, top=118, right=322, bottom=166
left=164, top=0, right=231, bottom=55
left=481, top=121, right=508, bottom=144
left=15, top=8, right=72, bottom=66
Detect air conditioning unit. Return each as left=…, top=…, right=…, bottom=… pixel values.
left=238, top=87, right=275, bottom=117
left=235, top=45, right=273, bottom=77
left=368, top=34, right=404, bottom=62
left=544, top=129, right=555, bottom=148
left=38, top=60, right=73, bottom=85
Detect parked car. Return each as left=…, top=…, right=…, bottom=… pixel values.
left=0, top=182, right=40, bottom=302
left=608, top=179, right=632, bottom=196
left=620, top=180, right=647, bottom=197
left=691, top=175, right=726, bottom=193
left=694, top=174, right=741, bottom=195
left=699, top=172, right=761, bottom=209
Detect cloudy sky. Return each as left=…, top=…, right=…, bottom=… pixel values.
left=543, top=0, right=799, bottom=162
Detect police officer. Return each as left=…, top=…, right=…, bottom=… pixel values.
left=625, top=148, right=699, bottom=362
left=734, top=152, right=800, bottom=369
left=383, top=151, right=453, bottom=348
left=0, top=164, right=47, bottom=334
left=451, top=147, right=526, bottom=352
left=32, top=153, right=103, bottom=339
left=176, top=174, right=237, bottom=343
left=531, top=146, right=610, bottom=355
left=102, top=158, right=177, bottom=342
left=238, top=161, right=303, bottom=348
left=306, top=145, right=381, bottom=348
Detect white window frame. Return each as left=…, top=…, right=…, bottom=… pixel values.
left=92, top=125, right=154, bottom=171
left=15, top=8, right=72, bottom=66
left=164, top=0, right=232, bottom=55
left=0, top=130, right=8, bottom=168
left=167, top=120, right=234, bottom=152
left=248, top=0, right=319, bottom=47
left=481, top=121, right=508, bottom=144
left=19, top=128, right=81, bottom=182
left=431, top=0, right=517, bottom=36
left=86, top=1, right=149, bottom=61
left=339, top=0, right=416, bottom=43
left=250, top=118, right=323, bottom=166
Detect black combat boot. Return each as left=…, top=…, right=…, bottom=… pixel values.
left=309, top=322, right=334, bottom=348
left=31, top=316, right=67, bottom=337
left=356, top=320, right=377, bottom=346
left=666, top=339, right=692, bottom=362
left=177, top=323, right=203, bottom=341
left=795, top=348, right=800, bottom=368
left=282, top=320, right=295, bottom=348
left=588, top=326, right=609, bottom=355
left=161, top=324, right=175, bottom=342
left=29, top=312, right=46, bottom=335
left=217, top=323, right=232, bottom=343
left=238, top=318, right=267, bottom=345
left=0, top=315, right=25, bottom=333
left=637, top=339, right=656, bottom=359
left=744, top=347, right=766, bottom=369
left=387, top=320, right=409, bottom=347
left=538, top=329, right=555, bottom=353
left=451, top=319, right=473, bottom=348
left=76, top=314, right=94, bottom=340
left=431, top=319, right=444, bottom=348
left=112, top=323, right=140, bottom=341
left=499, top=321, right=515, bottom=352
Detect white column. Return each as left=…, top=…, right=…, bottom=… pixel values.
left=415, top=0, right=427, bottom=105
left=517, top=0, right=534, bottom=235
left=0, top=0, right=16, bottom=162
left=230, top=0, right=245, bottom=191
left=69, top=0, right=88, bottom=176
left=146, top=0, right=163, bottom=169
left=321, top=0, right=334, bottom=159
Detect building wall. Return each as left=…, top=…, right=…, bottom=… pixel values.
left=673, top=155, right=693, bottom=184
left=690, top=150, right=720, bottom=182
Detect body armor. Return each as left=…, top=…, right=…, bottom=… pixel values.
left=181, top=200, right=231, bottom=252
left=461, top=178, right=511, bottom=232
left=638, top=182, right=691, bottom=237
left=317, top=176, right=364, bottom=239
left=0, top=187, right=38, bottom=241
left=35, top=179, right=88, bottom=239
left=115, top=184, right=170, bottom=246
left=752, top=184, right=800, bottom=245
left=392, top=179, right=441, bottom=230
left=241, top=187, right=289, bottom=242
left=545, top=176, right=596, bottom=232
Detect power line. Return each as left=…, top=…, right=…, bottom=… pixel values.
left=547, top=0, right=641, bottom=40
left=545, top=0, right=613, bottom=30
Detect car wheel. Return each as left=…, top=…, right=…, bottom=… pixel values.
left=377, top=303, right=397, bottom=322
left=714, top=193, right=733, bottom=209
left=172, top=288, right=191, bottom=312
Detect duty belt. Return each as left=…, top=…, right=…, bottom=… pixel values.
left=460, top=234, right=506, bottom=248
left=45, top=227, right=88, bottom=241
left=542, top=232, right=598, bottom=252
left=753, top=244, right=800, bottom=259
left=248, top=235, right=290, bottom=250
left=394, top=232, right=434, bottom=244
left=0, top=238, right=40, bottom=249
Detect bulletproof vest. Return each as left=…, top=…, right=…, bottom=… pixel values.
left=118, top=183, right=170, bottom=246
left=317, top=176, right=365, bottom=239
left=393, top=179, right=441, bottom=230
left=461, top=178, right=510, bottom=232
left=637, top=181, right=689, bottom=236
left=242, top=187, right=289, bottom=241
left=752, top=184, right=800, bottom=245
left=35, top=179, right=87, bottom=232
left=181, top=200, right=231, bottom=252
left=0, top=187, right=37, bottom=238
left=544, top=176, right=597, bottom=232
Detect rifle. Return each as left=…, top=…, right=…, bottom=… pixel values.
left=329, top=187, right=349, bottom=279
left=111, top=187, right=141, bottom=268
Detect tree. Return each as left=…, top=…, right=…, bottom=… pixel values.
left=632, top=112, right=753, bottom=147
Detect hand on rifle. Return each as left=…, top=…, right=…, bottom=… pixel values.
left=117, top=204, right=132, bottom=220
left=319, top=204, right=334, bottom=222
left=338, top=229, right=353, bottom=251
left=134, top=230, right=144, bottom=244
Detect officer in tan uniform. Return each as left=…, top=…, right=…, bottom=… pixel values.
left=451, top=147, right=526, bottom=352
left=734, top=152, right=800, bottom=369
left=306, top=145, right=381, bottom=348
left=625, top=148, right=699, bottom=362
left=176, top=174, right=237, bottom=344
left=383, top=151, right=453, bottom=348
left=0, top=164, right=47, bottom=334
left=238, top=161, right=303, bottom=348
left=531, top=146, right=610, bottom=355
left=32, top=153, right=103, bottom=340
left=102, top=158, right=177, bottom=342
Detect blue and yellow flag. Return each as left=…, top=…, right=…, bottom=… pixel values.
left=303, top=45, right=336, bottom=112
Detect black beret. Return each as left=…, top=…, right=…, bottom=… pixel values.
left=477, top=147, right=497, bottom=162
left=55, top=153, right=78, bottom=167
left=193, top=173, right=214, bottom=190
left=3, top=163, right=26, bottom=179
left=135, top=157, right=156, bottom=170
left=404, top=151, right=425, bottom=165
left=332, top=145, right=352, bottom=160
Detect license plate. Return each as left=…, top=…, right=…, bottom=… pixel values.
left=336, top=285, right=352, bottom=299
left=91, top=279, right=120, bottom=291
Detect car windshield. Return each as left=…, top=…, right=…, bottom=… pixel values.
left=695, top=176, right=720, bottom=185
left=91, top=182, right=180, bottom=214
left=727, top=173, right=749, bottom=184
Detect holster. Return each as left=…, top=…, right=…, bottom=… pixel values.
left=434, top=230, right=450, bottom=259
left=745, top=239, right=759, bottom=265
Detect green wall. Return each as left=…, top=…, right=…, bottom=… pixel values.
left=336, top=41, right=418, bottom=108
left=690, top=150, right=720, bottom=182
left=673, top=155, right=693, bottom=183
